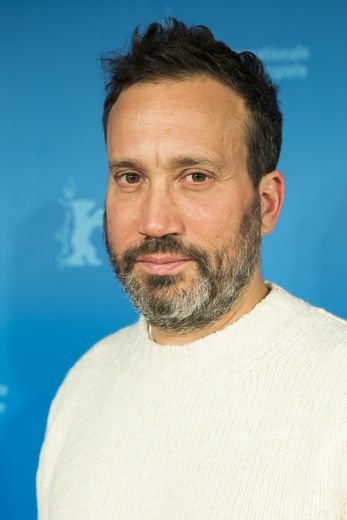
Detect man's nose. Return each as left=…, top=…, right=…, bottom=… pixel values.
left=138, top=187, right=184, bottom=238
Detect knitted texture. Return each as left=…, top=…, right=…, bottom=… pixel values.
left=37, top=284, right=347, bottom=519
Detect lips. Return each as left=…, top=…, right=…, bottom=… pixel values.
left=136, top=255, right=191, bottom=274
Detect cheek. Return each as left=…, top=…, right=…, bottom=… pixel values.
left=182, top=194, right=241, bottom=245
left=106, top=194, right=139, bottom=251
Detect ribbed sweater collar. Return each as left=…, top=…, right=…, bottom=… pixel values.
left=131, top=283, right=300, bottom=377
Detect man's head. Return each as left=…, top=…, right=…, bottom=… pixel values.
left=102, top=18, right=282, bottom=188
left=102, top=19, right=284, bottom=336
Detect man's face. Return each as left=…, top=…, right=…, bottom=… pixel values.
left=105, top=75, right=262, bottom=332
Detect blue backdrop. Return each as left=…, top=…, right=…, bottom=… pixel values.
left=1, top=0, right=346, bottom=518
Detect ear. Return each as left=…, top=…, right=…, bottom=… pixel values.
left=258, top=170, right=285, bottom=237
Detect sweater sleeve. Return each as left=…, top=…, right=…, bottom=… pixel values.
left=36, top=378, right=69, bottom=520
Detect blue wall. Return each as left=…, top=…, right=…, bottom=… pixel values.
left=1, top=0, right=346, bottom=518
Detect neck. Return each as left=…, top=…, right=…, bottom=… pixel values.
left=149, top=269, right=269, bottom=346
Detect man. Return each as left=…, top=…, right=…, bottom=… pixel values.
left=37, top=19, right=347, bottom=519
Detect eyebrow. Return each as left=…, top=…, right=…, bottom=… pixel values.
left=108, top=155, right=223, bottom=170
left=108, top=159, right=143, bottom=169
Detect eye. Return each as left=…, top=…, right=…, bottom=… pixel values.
left=117, top=172, right=141, bottom=185
left=185, top=172, right=209, bottom=183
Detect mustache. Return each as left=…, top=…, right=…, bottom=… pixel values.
left=120, top=235, right=210, bottom=276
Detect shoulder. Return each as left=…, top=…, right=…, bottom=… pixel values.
left=270, top=283, right=347, bottom=375
left=73, top=320, right=143, bottom=372
left=272, top=283, right=347, bottom=339
left=263, top=284, right=347, bottom=409
left=47, top=320, right=143, bottom=424
left=69, top=320, right=142, bottom=377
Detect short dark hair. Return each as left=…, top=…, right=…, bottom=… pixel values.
left=101, top=18, right=282, bottom=187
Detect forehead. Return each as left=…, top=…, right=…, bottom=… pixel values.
left=106, top=75, right=248, bottom=162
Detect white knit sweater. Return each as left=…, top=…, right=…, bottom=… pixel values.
left=37, top=284, right=347, bottom=519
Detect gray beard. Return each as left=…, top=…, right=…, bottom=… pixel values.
left=104, top=194, right=261, bottom=334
